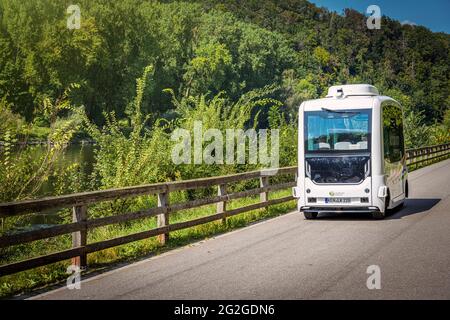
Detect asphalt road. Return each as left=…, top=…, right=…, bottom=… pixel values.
left=33, top=159, right=450, bottom=300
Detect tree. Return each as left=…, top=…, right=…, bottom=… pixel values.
left=183, top=42, right=233, bottom=96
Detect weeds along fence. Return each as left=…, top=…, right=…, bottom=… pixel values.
left=0, top=143, right=449, bottom=277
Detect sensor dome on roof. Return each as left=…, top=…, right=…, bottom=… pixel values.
left=326, top=84, right=379, bottom=98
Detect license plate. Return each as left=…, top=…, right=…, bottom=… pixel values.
left=325, top=197, right=351, bottom=204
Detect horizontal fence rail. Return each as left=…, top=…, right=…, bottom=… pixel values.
left=0, top=143, right=449, bottom=277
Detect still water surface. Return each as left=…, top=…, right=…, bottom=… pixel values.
left=3, top=144, right=96, bottom=232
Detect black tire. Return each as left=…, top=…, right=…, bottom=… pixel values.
left=372, top=211, right=385, bottom=219
left=304, top=211, right=318, bottom=219
left=384, top=190, right=391, bottom=212
left=405, top=180, right=409, bottom=198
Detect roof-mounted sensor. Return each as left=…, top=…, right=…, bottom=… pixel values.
left=327, top=84, right=379, bottom=98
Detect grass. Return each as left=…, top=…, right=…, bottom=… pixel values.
left=0, top=189, right=296, bottom=298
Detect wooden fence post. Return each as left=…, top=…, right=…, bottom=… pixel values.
left=157, top=192, right=169, bottom=245
left=429, top=147, right=432, bottom=165
left=217, top=184, right=227, bottom=224
left=260, top=176, right=269, bottom=210
left=72, top=205, right=87, bottom=269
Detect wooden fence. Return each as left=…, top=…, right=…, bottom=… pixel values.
left=0, top=167, right=297, bottom=276
left=406, top=142, right=450, bottom=168
left=0, top=142, right=449, bottom=277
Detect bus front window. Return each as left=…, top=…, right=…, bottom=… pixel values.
left=304, top=108, right=372, bottom=184
left=305, top=109, right=371, bottom=153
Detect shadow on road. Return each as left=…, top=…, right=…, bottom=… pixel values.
left=315, top=198, right=441, bottom=221
left=387, top=198, right=441, bottom=220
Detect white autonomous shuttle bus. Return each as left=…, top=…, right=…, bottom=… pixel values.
left=292, top=84, right=408, bottom=219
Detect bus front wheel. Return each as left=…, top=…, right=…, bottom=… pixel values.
left=372, top=211, right=385, bottom=219
left=304, top=212, right=318, bottom=219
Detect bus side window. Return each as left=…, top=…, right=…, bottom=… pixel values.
left=383, top=103, right=404, bottom=163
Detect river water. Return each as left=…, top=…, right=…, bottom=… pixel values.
left=1, top=144, right=96, bottom=232
left=38, top=143, right=96, bottom=197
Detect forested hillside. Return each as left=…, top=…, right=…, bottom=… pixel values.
left=0, top=0, right=449, bottom=132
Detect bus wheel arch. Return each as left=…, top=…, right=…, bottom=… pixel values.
left=373, top=189, right=390, bottom=219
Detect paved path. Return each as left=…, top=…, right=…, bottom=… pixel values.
left=33, top=159, right=450, bottom=299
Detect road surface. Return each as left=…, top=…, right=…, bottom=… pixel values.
left=33, top=159, right=450, bottom=299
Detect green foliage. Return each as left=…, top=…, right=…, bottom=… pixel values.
left=0, top=98, right=25, bottom=135
left=403, top=110, right=431, bottom=148
left=0, top=0, right=448, bottom=133
left=443, top=108, right=450, bottom=130
left=281, top=70, right=319, bottom=113
left=71, top=64, right=291, bottom=214
left=0, top=0, right=296, bottom=124
left=167, top=84, right=285, bottom=182
left=313, top=46, right=331, bottom=68
left=79, top=66, right=174, bottom=215
left=0, top=86, right=82, bottom=203
left=429, top=124, right=450, bottom=145
left=268, top=104, right=297, bottom=167
left=183, top=42, right=233, bottom=96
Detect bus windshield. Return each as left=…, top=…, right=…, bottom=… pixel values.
left=305, top=108, right=371, bottom=153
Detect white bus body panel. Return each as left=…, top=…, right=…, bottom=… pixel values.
left=294, top=94, right=407, bottom=214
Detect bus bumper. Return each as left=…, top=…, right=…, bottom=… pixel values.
left=300, top=206, right=381, bottom=214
